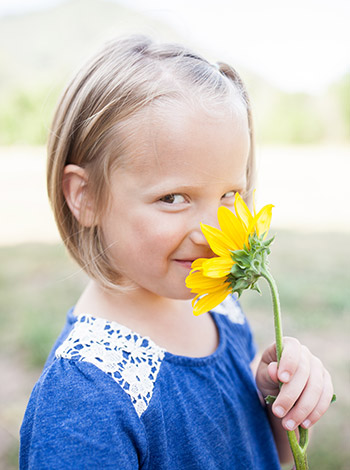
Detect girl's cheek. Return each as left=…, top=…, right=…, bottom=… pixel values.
left=134, top=212, right=186, bottom=238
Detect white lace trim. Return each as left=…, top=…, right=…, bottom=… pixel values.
left=55, top=299, right=243, bottom=416
left=211, top=295, right=245, bottom=324
left=55, top=315, right=165, bottom=417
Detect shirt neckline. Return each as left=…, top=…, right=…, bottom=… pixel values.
left=68, top=308, right=226, bottom=367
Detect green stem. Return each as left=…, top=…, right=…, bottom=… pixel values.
left=261, top=268, right=283, bottom=364
left=287, top=430, right=309, bottom=470
left=261, top=268, right=309, bottom=470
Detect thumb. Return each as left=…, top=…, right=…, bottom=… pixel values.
left=267, top=362, right=279, bottom=384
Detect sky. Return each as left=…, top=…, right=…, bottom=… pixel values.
left=0, top=0, right=349, bottom=92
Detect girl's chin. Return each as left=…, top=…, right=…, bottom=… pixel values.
left=169, top=290, right=196, bottom=302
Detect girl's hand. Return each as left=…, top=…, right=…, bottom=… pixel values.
left=255, top=337, right=334, bottom=432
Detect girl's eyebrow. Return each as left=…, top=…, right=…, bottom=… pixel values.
left=145, top=181, right=246, bottom=196
left=143, top=184, right=196, bottom=197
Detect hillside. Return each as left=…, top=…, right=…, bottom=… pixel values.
left=0, top=0, right=183, bottom=89
left=0, top=0, right=186, bottom=144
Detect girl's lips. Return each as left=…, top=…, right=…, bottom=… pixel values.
left=174, top=260, right=196, bottom=269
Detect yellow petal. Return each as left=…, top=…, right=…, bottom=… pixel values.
left=217, top=206, right=245, bottom=249
left=246, top=216, right=257, bottom=241
left=189, top=258, right=206, bottom=273
left=255, top=204, right=274, bottom=239
left=200, top=223, right=232, bottom=257
left=192, top=285, right=231, bottom=316
left=234, top=192, right=253, bottom=230
left=186, top=271, right=225, bottom=291
left=202, top=256, right=233, bottom=278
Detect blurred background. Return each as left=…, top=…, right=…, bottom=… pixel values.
left=0, top=0, right=349, bottom=468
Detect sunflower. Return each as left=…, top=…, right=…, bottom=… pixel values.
left=185, top=192, right=274, bottom=315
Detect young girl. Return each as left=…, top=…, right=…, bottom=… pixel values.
left=20, top=35, right=333, bottom=469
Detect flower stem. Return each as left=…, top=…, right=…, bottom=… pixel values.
left=261, top=267, right=309, bottom=470
left=261, top=268, right=283, bottom=364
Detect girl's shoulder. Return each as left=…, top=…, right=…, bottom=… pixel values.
left=54, top=312, right=166, bottom=418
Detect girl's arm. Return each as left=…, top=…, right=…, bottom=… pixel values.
left=253, top=337, right=334, bottom=464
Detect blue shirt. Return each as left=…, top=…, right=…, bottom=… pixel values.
left=20, top=295, right=280, bottom=469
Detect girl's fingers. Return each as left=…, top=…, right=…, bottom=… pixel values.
left=257, top=336, right=334, bottom=430
left=257, top=337, right=302, bottom=398
left=280, top=355, right=324, bottom=430
left=267, top=361, right=278, bottom=384
left=272, top=345, right=311, bottom=422
left=300, top=368, right=334, bottom=429
left=277, top=337, right=302, bottom=384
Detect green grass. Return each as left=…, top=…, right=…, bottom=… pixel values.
left=240, top=231, right=350, bottom=330
left=0, top=232, right=349, bottom=469
left=0, top=243, right=88, bottom=366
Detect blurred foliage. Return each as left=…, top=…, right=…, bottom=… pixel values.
left=330, top=74, right=350, bottom=139
left=0, top=231, right=349, bottom=468
left=247, top=72, right=350, bottom=145
left=0, top=84, right=60, bottom=146
left=0, top=0, right=349, bottom=146
left=0, top=0, right=181, bottom=146
left=256, top=92, right=325, bottom=144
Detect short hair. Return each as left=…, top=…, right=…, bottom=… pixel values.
left=47, top=35, right=256, bottom=289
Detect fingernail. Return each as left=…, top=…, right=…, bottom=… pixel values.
left=285, top=419, right=296, bottom=430
left=274, top=406, right=285, bottom=418
left=280, top=372, right=290, bottom=382
left=302, top=419, right=311, bottom=429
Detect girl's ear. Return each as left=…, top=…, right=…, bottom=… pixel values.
left=62, top=164, right=95, bottom=227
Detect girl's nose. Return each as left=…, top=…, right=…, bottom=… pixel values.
left=189, top=228, right=210, bottom=246
left=189, top=211, right=220, bottom=246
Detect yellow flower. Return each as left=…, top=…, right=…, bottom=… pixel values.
left=186, top=192, right=274, bottom=315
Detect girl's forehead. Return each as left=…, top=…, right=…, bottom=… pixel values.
left=117, top=100, right=249, bottom=172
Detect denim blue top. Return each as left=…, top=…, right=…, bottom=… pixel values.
left=20, top=295, right=280, bottom=469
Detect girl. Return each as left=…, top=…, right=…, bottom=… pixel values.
left=20, top=36, right=333, bottom=469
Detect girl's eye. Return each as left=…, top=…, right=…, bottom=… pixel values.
left=222, top=191, right=236, bottom=199
left=159, top=193, right=186, bottom=204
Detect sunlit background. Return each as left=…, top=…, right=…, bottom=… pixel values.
left=0, top=1, right=349, bottom=468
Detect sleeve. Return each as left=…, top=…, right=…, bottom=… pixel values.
left=20, top=359, right=149, bottom=470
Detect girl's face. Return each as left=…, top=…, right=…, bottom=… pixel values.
left=101, top=101, right=250, bottom=302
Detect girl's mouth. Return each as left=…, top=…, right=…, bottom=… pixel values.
left=174, top=260, right=196, bottom=270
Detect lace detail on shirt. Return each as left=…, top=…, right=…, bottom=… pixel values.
left=211, top=295, right=245, bottom=324
left=55, top=314, right=165, bottom=417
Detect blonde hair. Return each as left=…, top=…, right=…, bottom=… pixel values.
left=47, top=35, right=256, bottom=289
